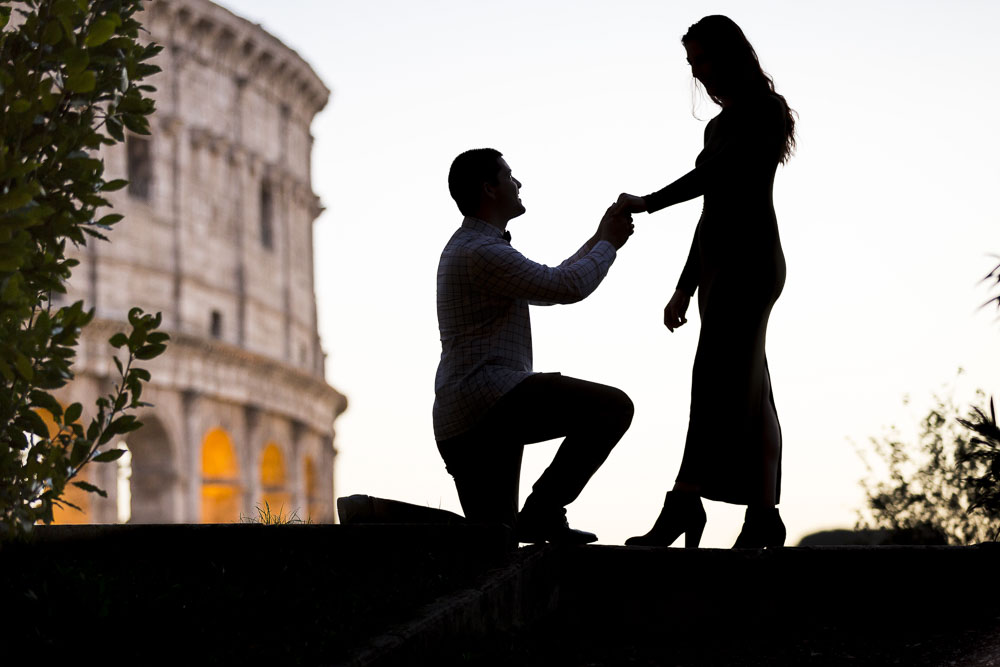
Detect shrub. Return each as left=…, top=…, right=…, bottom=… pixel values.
left=0, top=0, right=164, bottom=537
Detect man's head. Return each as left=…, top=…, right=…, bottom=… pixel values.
left=448, top=148, right=525, bottom=223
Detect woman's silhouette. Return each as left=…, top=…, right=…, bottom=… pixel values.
left=619, top=15, right=796, bottom=548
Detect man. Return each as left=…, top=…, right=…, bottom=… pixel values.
left=433, top=148, right=635, bottom=545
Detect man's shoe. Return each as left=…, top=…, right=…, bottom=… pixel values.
left=516, top=506, right=598, bottom=545
left=336, top=494, right=376, bottom=524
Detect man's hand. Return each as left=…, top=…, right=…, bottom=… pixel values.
left=598, top=202, right=635, bottom=250
left=616, top=193, right=647, bottom=214
left=664, top=288, right=690, bottom=332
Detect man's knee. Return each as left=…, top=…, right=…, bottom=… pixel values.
left=605, top=386, right=635, bottom=433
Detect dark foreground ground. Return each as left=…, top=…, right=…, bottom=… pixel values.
left=448, top=607, right=1000, bottom=666
left=3, top=525, right=999, bottom=666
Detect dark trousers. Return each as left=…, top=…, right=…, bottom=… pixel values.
left=436, top=373, right=634, bottom=529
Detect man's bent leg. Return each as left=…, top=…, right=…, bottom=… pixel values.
left=437, top=433, right=523, bottom=529
left=483, top=373, right=634, bottom=519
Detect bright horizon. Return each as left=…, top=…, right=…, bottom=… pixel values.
left=216, top=0, right=1000, bottom=546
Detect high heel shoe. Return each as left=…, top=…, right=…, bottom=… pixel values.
left=625, top=491, right=707, bottom=547
left=732, top=506, right=785, bottom=548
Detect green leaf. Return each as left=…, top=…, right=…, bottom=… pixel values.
left=96, top=213, right=124, bottom=226
left=135, top=343, right=166, bottom=360
left=14, top=353, right=34, bottom=381
left=111, top=415, right=141, bottom=434
left=41, top=20, right=63, bottom=46
left=64, top=402, right=83, bottom=424
left=70, top=438, right=89, bottom=466
left=21, top=410, right=50, bottom=439
left=84, top=17, right=117, bottom=48
left=130, top=368, right=150, bottom=382
left=65, top=70, right=96, bottom=93
left=92, top=448, right=126, bottom=463
left=101, top=179, right=128, bottom=192
left=122, top=113, right=150, bottom=135
left=106, top=116, right=124, bottom=142
left=29, top=391, right=63, bottom=417
left=63, top=47, right=90, bottom=75
left=9, top=99, right=31, bottom=113
left=109, top=332, right=128, bottom=348
left=72, top=481, right=108, bottom=498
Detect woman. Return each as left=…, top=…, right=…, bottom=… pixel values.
left=619, top=15, right=796, bottom=548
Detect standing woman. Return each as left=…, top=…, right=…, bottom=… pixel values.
left=619, top=15, right=796, bottom=548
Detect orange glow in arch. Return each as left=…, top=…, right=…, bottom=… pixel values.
left=200, top=428, right=240, bottom=523
left=259, top=443, right=290, bottom=516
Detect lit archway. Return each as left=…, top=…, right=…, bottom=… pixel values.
left=37, top=407, right=93, bottom=525
left=304, top=456, right=322, bottom=522
left=259, top=443, right=290, bottom=516
left=117, top=443, right=132, bottom=523
left=200, top=428, right=241, bottom=523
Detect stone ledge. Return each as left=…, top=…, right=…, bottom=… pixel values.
left=336, top=545, right=560, bottom=667
left=5, top=527, right=1000, bottom=666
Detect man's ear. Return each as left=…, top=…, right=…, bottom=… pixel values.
left=482, top=181, right=497, bottom=201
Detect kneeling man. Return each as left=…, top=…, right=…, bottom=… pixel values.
left=433, top=148, right=634, bottom=544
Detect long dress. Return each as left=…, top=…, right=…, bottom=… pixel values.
left=643, top=91, right=788, bottom=505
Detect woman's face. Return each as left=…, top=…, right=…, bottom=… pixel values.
left=684, top=40, right=717, bottom=95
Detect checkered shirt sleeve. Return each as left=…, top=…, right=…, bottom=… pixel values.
left=432, top=217, right=617, bottom=441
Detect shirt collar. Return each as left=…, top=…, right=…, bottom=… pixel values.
left=462, top=216, right=507, bottom=239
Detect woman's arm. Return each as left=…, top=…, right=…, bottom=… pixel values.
left=637, top=96, right=785, bottom=214
left=676, top=225, right=700, bottom=297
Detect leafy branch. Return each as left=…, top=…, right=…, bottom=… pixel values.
left=0, top=0, right=163, bottom=538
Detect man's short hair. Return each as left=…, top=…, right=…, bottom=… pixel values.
left=448, top=148, right=503, bottom=216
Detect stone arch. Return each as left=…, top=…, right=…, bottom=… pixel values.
left=200, top=427, right=241, bottom=522
left=121, top=415, right=176, bottom=523
left=259, top=442, right=290, bottom=516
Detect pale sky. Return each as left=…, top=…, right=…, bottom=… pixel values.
left=218, top=0, right=1000, bottom=546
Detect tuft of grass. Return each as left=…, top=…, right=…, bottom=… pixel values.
left=240, top=501, right=311, bottom=525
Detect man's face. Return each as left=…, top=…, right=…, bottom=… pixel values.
left=489, top=158, right=526, bottom=221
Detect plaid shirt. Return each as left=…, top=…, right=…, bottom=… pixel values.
left=433, top=216, right=618, bottom=441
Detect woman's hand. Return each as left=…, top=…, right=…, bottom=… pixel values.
left=616, top=192, right=647, bottom=214
left=664, top=289, right=690, bottom=332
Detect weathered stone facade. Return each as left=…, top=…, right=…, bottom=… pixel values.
left=55, top=0, right=345, bottom=524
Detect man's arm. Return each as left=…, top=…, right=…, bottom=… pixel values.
left=468, top=205, right=633, bottom=305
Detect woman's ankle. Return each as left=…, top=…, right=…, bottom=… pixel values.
left=671, top=481, right=701, bottom=494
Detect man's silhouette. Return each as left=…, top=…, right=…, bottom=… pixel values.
left=433, top=148, right=634, bottom=545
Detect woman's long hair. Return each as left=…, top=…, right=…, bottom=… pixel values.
left=683, top=15, right=797, bottom=163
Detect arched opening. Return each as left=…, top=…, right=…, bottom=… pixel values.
left=259, top=181, right=274, bottom=250
left=201, top=428, right=241, bottom=523
left=125, top=417, right=175, bottom=523
left=304, top=456, right=322, bottom=522
left=116, top=444, right=132, bottom=523
left=37, top=407, right=93, bottom=525
left=259, top=443, right=290, bottom=516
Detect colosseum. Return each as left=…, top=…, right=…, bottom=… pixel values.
left=53, top=0, right=346, bottom=525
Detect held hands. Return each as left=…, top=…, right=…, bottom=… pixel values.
left=664, top=288, right=689, bottom=332
left=597, top=201, right=635, bottom=250
left=616, top=192, right=647, bottom=214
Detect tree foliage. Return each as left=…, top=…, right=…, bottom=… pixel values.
left=0, top=0, right=164, bottom=537
left=983, top=256, right=1000, bottom=316
left=857, top=389, right=1000, bottom=545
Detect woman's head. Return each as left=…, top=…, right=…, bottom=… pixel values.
left=683, top=15, right=796, bottom=163
left=682, top=15, right=765, bottom=100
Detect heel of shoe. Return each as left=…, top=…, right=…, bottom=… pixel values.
left=732, top=506, right=785, bottom=548
left=626, top=491, right=706, bottom=548
left=684, top=522, right=705, bottom=548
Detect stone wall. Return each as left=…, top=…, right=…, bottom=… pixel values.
left=55, top=0, right=345, bottom=525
